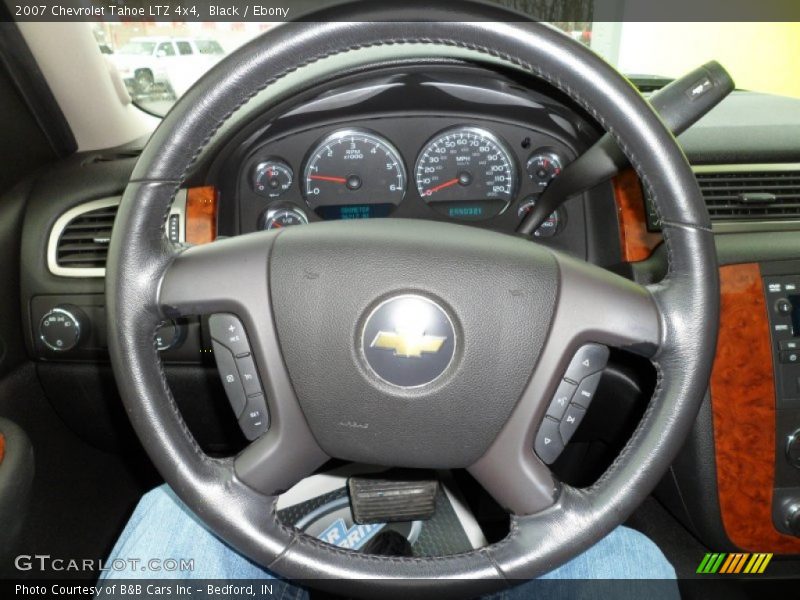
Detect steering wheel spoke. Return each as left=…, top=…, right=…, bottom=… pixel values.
left=553, top=252, right=661, bottom=356
left=158, top=234, right=329, bottom=495
left=469, top=252, right=662, bottom=516
left=158, top=233, right=273, bottom=318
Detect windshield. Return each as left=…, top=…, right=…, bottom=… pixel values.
left=116, top=41, right=157, bottom=56
left=94, top=21, right=800, bottom=116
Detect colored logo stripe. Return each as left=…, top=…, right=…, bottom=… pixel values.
left=697, top=553, right=773, bottom=574
left=745, top=553, right=773, bottom=574
left=697, top=553, right=725, bottom=573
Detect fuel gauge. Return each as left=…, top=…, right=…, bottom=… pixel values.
left=260, top=207, right=308, bottom=230
left=518, top=196, right=561, bottom=238
left=252, top=159, right=293, bottom=198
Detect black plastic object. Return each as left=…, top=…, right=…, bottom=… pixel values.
left=518, top=61, right=735, bottom=235
left=348, top=476, right=439, bottom=525
left=360, top=530, right=415, bottom=556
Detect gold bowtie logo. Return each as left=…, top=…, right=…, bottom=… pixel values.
left=370, top=329, right=446, bottom=358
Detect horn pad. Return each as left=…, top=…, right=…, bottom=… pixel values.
left=269, top=219, right=558, bottom=467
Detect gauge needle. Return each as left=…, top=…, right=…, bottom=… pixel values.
left=423, top=178, right=459, bottom=196
left=309, top=175, right=348, bottom=183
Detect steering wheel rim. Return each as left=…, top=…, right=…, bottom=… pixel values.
left=107, top=3, right=719, bottom=597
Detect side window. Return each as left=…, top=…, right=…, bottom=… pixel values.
left=176, top=41, right=193, bottom=56
left=156, top=42, right=176, bottom=57
left=195, top=40, right=224, bottom=55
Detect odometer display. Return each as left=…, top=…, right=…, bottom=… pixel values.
left=415, top=127, right=516, bottom=220
left=303, top=129, right=406, bottom=213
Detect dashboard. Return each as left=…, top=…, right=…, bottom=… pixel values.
left=207, top=65, right=609, bottom=256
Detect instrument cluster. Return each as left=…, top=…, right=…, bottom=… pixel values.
left=240, top=120, right=571, bottom=238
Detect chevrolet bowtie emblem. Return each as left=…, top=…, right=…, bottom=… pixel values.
left=370, top=329, right=447, bottom=358
left=362, top=295, right=455, bottom=387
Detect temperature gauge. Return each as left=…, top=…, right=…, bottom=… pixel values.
left=260, top=207, right=308, bottom=230
left=518, top=196, right=561, bottom=238
left=526, top=152, right=562, bottom=188
left=252, top=159, right=293, bottom=198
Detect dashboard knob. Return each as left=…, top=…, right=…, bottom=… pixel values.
left=785, top=503, right=800, bottom=537
left=39, top=305, right=88, bottom=352
left=155, top=320, right=186, bottom=352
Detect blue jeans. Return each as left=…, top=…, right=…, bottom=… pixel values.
left=100, top=485, right=679, bottom=599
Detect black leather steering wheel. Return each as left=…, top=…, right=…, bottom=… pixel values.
left=107, top=2, right=719, bottom=597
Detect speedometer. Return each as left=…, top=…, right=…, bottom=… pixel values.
left=303, top=129, right=406, bottom=217
left=415, top=127, right=516, bottom=220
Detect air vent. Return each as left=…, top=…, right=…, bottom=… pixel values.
left=48, top=192, right=187, bottom=278
left=47, top=198, right=120, bottom=277
left=695, top=167, right=800, bottom=222
left=56, top=205, right=118, bottom=268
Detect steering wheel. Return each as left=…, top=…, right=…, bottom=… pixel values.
left=107, top=2, right=719, bottom=597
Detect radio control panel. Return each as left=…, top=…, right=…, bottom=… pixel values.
left=764, top=275, right=800, bottom=409
left=762, top=262, right=800, bottom=536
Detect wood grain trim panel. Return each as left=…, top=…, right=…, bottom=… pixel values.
left=185, top=186, right=218, bottom=245
left=613, top=169, right=662, bottom=262
left=710, top=263, right=800, bottom=553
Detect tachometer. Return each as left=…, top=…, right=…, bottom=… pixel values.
left=415, top=127, right=516, bottom=220
left=303, top=129, right=406, bottom=214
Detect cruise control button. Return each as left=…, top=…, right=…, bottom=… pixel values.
left=236, top=354, right=262, bottom=397
left=573, top=371, right=602, bottom=408
left=209, top=313, right=251, bottom=356
left=239, top=393, right=269, bottom=441
left=212, top=341, right=246, bottom=417
left=546, top=379, right=577, bottom=420
left=534, top=417, right=564, bottom=465
left=564, top=344, right=609, bottom=383
left=559, top=403, right=587, bottom=444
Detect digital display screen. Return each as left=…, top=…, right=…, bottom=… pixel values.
left=431, top=199, right=507, bottom=222
left=316, top=204, right=393, bottom=221
left=447, top=205, right=484, bottom=219
left=790, top=295, right=800, bottom=336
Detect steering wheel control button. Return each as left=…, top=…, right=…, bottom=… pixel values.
left=239, top=393, right=269, bottom=441
left=235, top=355, right=262, bottom=397
left=209, top=313, right=251, bottom=357
left=780, top=340, right=800, bottom=351
left=573, top=371, right=603, bottom=408
left=534, top=417, right=564, bottom=465
left=39, top=305, right=86, bottom=352
left=211, top=341, right=247, bottom=418
left=564, top=344, right=609, bottom=383
left=559, top=403, right=587, bottom=444
left=361, top=295, right=456, bottom=388
left=545, top=379, right=577, bottom=420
